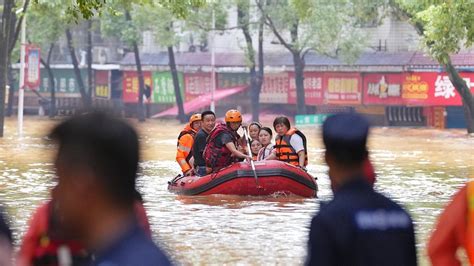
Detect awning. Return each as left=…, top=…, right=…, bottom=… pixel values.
left=152, top=86, right=247, bottom=118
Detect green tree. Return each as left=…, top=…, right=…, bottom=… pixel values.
left=28, top=0, right=92, bottom=109
left=27, top=1, right=68, bottom=117
left=101, top=0, right=151, bottom=122
left=392, top=1, right=474, bottom=133
left=258, top=0, right=383, bottom=114
left=133, top=2, right=188, bottom=122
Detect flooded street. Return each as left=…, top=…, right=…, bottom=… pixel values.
left=0, top=116, right=472, bottom=265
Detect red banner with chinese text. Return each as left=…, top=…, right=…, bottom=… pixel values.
left=122, top=71, right=152, bottom=103
left=288, top=72, right=324, bottom=105
left=323, top=72, right=361, bottom=105
left=95, top=70, right=110, bottom=99
left=401, top=72, right=474, bottom=106
left=25, top=45, right=41, bottom=89
left=261, top=73, right=289, bottom=104
left=363, top=73, right=405, bottom=105
left=184, top=72, right=213, bottom=101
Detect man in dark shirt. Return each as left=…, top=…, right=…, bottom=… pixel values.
left=0, top=207, right=12, bottom=266
left=193, top=110, right=216, bottom=176
left=306, top=113, right=417, bottom=266
left=49, top=112, right=171, bottom=265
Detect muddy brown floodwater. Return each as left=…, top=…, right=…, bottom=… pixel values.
left=0, top=116, right=472, bottom=265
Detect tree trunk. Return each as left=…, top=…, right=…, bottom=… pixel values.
left=167, top=46, right=186, bottom=123
left=44, top=64, right=56, bottom=118
left=0, top=0, right=15, bottom=137
left=40, top=43, right=56, bottom=118
left=292, top=52, right=306, bottom=114
left=124, top=11, right=145, bottom=122
left=255, top=3, right=265, bottom=122
left=445, top=60, right=474, bottom=133
left=6, top=7, right=17, bottom=117
left=87, top=20, right=94, bottom=105
left=6, top=61, right=15, bottom=117
left=65, top=28, right=90, bottom=110
left=132, top=42, right=145, bottom=122
left=238, top=0, right=260, bottom=122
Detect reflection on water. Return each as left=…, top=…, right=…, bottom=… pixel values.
left=0, top=117, right=473, bottom=265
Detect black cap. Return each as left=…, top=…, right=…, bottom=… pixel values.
left=323, top=113, right=369, bottom=165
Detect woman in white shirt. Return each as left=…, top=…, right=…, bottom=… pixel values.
left=257, top=127, right=276, bottom=161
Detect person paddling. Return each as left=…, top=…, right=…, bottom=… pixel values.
left=204, top=109, right=251, bottom=173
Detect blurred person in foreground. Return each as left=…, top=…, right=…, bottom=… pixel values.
left=306, top=113, right=417, bottom=266
left=17, top=188, right=151, bottom=265
left=0, top=207, right=13, bottom=266
left=428, top=179, right=474, bottom=265
left=46, top=111, right=171, bottom=265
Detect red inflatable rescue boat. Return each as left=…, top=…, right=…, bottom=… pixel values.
left=168, top=160, right=317, bottom=197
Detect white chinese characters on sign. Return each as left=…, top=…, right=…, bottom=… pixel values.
left=434, top=75, right=474, bottom=99
left=434, top=76, right=457, bottom=99
left=367, top=76, right=401, bottom=99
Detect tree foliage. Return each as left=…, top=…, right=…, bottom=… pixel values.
left=32, top=0, right=208, bottom=22
left=27, top=1, right=67, bottom=50
left=263, top=0, right=384, bottom=63
left=397, top=1, right=474, bottom=64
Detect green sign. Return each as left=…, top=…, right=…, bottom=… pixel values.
left=11, top=68, right=87, bottom=95
left=152, top=71, right=184, bottom=103
left=40, top=69, right=88, bottom=94
left=295, top=114, right=330, bottom=126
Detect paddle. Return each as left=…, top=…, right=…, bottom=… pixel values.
left=242, top=126, right=260, bottom=187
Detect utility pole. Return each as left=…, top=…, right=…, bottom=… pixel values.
left=17, top=6, right=26, bottom=137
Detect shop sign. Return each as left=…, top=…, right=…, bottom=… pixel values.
left=95, top=70, right=110, bottom=99
left=363, top=73, right=403, bottom=105
left=122, top=71, right=152, bottom=103
left=261, top=73, right=288, bottom=103
left=402, top=72, right=474, bottom=106
left=324, top=73, right=361, bottom=104
left=40, top=69, right=86, bottom=96
left=295, top=114, right=330, bottom=126
left=288, top=72, right=324, bottom=105
left=217, top=73, right=249, bottom=88
left=184, top=72, right=212, bottom=101
left=152, top=72, right=184, bottom=103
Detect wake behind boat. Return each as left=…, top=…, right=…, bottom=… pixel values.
left=168, top=160, right=317, bottom=197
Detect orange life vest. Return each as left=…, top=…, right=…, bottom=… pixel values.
left=274, top=128, right=308, bottom=166
left=466, top=179, right=474, bottom=264
left=176, top=124, right=197, bottom=173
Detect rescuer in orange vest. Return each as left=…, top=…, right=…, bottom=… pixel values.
left=428, top=178, right=474, bottom=266
left=273, top=116, right=308, bottom=169
left=176, top=113, right=202, bottom=175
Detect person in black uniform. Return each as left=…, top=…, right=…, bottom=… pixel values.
left=0, top=206, right=13, bottom=266
left=193, top=110, right=216, bottom=176
left=306, top=113, right=417, bottom=266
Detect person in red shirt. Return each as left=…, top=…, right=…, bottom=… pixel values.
left=428, top=182, right=474, bottom=266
